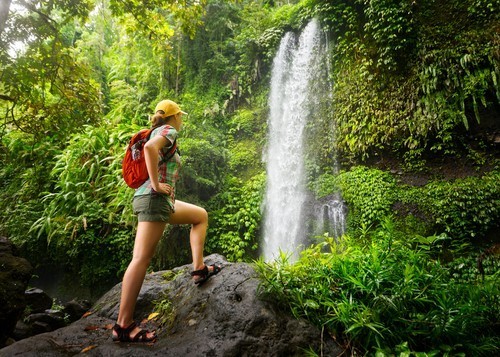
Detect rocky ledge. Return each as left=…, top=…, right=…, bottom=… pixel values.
left=0, top=236, right=33, bottom=347
left=0, top=254, right=343, bottom=356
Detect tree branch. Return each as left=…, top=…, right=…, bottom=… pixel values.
left=16, top=0, right=58, bottom=33
left=0, top=94, right=15, bottom=102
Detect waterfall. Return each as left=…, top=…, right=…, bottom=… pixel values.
left=312, top=194, right=347, bottom=242
left=262, top=19, right=343, bottom=261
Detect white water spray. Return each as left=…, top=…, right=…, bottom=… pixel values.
left=313, top=194, right=347, bottom=241
left=262, top=19, right=330, bottom=261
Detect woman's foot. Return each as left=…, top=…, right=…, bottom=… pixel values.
left=191, top=264, right=222, bottom=285
left=112, top=321, right=156, bottom=342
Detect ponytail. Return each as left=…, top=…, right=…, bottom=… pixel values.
left=151, top=111, right=176, bottom=129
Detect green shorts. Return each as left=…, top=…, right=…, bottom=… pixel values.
left=133, top=193, right=172, bottom=222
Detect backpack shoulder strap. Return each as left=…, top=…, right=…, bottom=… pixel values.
left=161, top=138, right=178, bottom=163
left=156, top=124, right=179, bottom=161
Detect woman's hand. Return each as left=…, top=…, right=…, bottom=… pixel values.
left=153, top=182, right=175, bottom=201
left=154, top=182, right=173, bottom=196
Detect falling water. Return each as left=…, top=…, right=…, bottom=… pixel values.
left=262, top=19, right=338, bottom=261
left=312, top=194, right=347, bottom=242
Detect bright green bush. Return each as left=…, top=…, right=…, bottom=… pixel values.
left=332, top=60, right=412, bottom=162
left=227, top=108, right=260, bottom=139
left=228, top=139, right=259, bottom=174
left=208, top=172, right=265, bottom=261
left=309, top=0, right=500, bottom=163
left=177, top=136, right=227, bottom=202
left=401, top=170, right=500, bottom=240
left=255, top=220, right=500, bottom=355
left=226, top=110, right=264, bottom=179
left=314, top=166, right=397, bottom=232
left=314, top=166, right=500, bottom=243
left=311, top=172, right=337, bottom=199
left=0, top=131, right=59, bottom=259
left=28, top=124, right=135, bottom=284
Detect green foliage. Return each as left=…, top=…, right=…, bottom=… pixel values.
left=1, top=1, right=102, bottom=143
left=182, top=0, right=243, bottom=100
left=227, top=108, right=260, bottom=139
left=27, top=124, right=136, bottom=284
left=108, top=0, right=205, bottom=42
left=225, top=108, right=266, bottom=178
left=97, top=24, right=171, bottom=123
left=314, top=167, right=397, bottom=231
left=2, top=47, right=102, bottom=140
left=153, top=295, right=176, bottom=329
left=311, top=173, right=337, bottom=199
left=411, top=1, right=500, bottom=152
left=308, top=0, right=500, bottom=163
left=447, top=253, right=500, bottom=285
left=332, top=57, right=413, bottom=161
left=0, top=130, right=58, bottom=255
left=314, top=166, right=500, bottom=243
left=255, top=222, right=500, bottom=355
left=362, top=0, right=416, bottom=71
left=178, top=136, right=227, bottom=202
left=228, top=139, right=258, bottom=174
left=400, top=170, right=500, bottom=240
left=412, top=42, right=499, bottom=151
left=208, top=173, right=265, bottom=261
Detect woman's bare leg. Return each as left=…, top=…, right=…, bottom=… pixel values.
left=168, top=200, right=208, bottom=271
left=115, top=220, right=166, bottom=338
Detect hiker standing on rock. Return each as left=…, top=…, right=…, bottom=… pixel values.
left=112, top=100, right=222, bottom=343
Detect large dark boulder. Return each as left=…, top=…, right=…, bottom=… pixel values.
left=12, top=294, right=86, bottom=341
left=0, top=254, right=343, bottom=356
left=24, top=288, right=53, bottom=314
left=63, top=299, right=92, bottom=322
left=0, top=237, right=33, bottom=347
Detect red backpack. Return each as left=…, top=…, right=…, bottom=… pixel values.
left=122, top=127, right=178, bottom=189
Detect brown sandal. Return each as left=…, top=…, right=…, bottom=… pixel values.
left=191, top=264, right=222, bottom=285
left=112, top=321, right=156, bottom=343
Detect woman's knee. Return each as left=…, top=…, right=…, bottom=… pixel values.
left=200, top=207, right=208, bottom=223
left=129, top=255, right=152, bottom=270
left=196, top=207, right=208, bottom=225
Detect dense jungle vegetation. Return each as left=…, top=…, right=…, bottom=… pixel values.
left=1, top=0, right=499, bottom=355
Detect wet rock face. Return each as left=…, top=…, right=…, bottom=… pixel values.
left=10, top=296, right=92, bottom=342
left=63, top=299, right=92, bottom=322
left=0, top=254, right=344, bottom=356
left=0, top=237, right=33, bottom=347
left=24, top=288, right=53, bottom=313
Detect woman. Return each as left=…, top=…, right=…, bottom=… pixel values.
left=112, top=99, right=222, bottom=343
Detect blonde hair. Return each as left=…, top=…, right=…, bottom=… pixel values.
left=151, top=111, right=176, bottom=129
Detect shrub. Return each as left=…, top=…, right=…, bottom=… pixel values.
left=400, top=170, right=500, bottom=240
left=314, top=166, right=397, bottom=233
left=0, top=131, right=58, bottom=252
left=208, top=172, right=265, bottom=261
left=314, top=167, right=500, bottom=243
left=255, top=219, right=500, bottom=355
left=29, top=124, right=135, bottom=284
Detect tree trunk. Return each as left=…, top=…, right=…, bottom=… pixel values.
left=175, top=33, right=181, bottom=96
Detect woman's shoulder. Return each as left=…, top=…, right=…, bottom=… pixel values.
left=154, top=124, right=178, bottom=138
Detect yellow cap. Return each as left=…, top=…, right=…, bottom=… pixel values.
left=154, top=100, right=187, bottom=117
